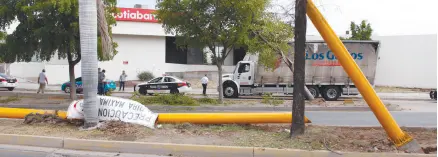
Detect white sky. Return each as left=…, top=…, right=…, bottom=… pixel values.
left=118, top=0, right=438, bottom=36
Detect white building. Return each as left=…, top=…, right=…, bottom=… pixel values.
left=2, top=7, right=437, bottom=89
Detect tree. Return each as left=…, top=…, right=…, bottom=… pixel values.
left=155, top=0, right=269, bottom=103
left=290, top=0, right=306, bottom=137
left=348, top=20, right=373, bottom=40
left=79, top=0, right=98, bottom=129
left=0, top=0, right=118, bottom=100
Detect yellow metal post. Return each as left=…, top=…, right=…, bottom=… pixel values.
left=0, top=107, right=311, bottom=124
left=306, top=0, right=422, bottom=152
left=158, top=113, right=311, bottom=124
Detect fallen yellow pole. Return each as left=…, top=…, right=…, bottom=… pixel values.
left=306, top=0, right=421, bottom=152
left=0, top=107, right=310, bottom=124
left=158, top=113, right=311, bottom=124
left=0, top=107, right=67, bottom=119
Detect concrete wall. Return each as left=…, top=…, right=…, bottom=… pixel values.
left=373, top=34, right=437, bottom=88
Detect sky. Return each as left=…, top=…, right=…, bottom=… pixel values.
left=117, top=0, right=438, bottom=36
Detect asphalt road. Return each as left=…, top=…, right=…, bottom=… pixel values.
left=0, top=144, right=170, bottom=157
left=306, top=111, right=437, bottom=128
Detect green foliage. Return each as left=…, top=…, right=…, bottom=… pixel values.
left=198, top=97, right=218, bottom=104
left=155, top=0, right=269, bottom=66
left=244, top=13, right=294, bottom=71
left=0, top=96, right=20, bottom=103
left=133, top=94, right=200, bottom=106
left=348, top=20, right=373, bottom=40
left=261, top=93, right=284, bottom=106
left=137, top=71, right=155, bottom=81
left=0, top=0, right=118, bottom=63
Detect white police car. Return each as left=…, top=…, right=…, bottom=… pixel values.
left=0, top=73, right=17, bottom=91
left=135, top=75, right=192, bottom=95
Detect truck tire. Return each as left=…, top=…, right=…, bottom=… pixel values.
left=306, top=86, right=320, bottom=98
left=322, top=86, right=341, bottom=101
left=223, top=85, right=238, bottom=98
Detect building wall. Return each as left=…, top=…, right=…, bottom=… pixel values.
left=374, top=34, right=437, bottom=88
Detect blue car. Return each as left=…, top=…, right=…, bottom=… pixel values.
left=61, top=77, right=117, bottom=94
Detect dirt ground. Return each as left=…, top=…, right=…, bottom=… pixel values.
left=0, top=118, right=435, bottom=154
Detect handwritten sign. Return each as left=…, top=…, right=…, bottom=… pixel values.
left=66, top=96, right=158, bottom=129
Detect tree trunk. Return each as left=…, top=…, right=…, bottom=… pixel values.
left=79, top=0, right=99, bottom=129
left=217, top=64, right=224, bottom=104
left=68, top=63, right=77, bottom=100
left=291, top=0, right=307, bottom=137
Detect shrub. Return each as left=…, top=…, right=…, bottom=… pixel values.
left=132, top=94, right=200, bottom=106
left=198, top=97, right=218, bottom=104
left=137, top=71, right=155, bottom=81
left=261, top=93, right=284, bottom=106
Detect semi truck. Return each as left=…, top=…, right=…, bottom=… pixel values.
left=220, top=40, right=380, bottom=101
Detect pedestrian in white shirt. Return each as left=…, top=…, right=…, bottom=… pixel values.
left=201, top=74, right=209, bottom=95
left=37, top=69, right=48, bottom=94
left=119, top=70, right=128, bottom=91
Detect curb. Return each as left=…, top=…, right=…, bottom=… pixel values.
left=0, top=134, right=434, bottom=157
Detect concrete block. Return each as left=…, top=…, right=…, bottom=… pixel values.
left=63, top=138, right=253, bottom=157
left=0, top=134, right=63, bottom=148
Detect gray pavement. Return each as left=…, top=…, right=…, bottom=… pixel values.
left=306, top=111, right=437, bottom=128
left=0, top=144, right=171, bottom=157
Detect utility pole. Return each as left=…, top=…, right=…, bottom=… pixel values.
left=291, top=0, right=307, bottom=137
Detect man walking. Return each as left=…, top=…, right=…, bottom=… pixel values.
left=201, top=74, right=208, bottom=96
left=119, top=70, right=127, bottom=91
left=98, top=69, right=106, bottom=95
left=37, top=69, right=48, bottom=94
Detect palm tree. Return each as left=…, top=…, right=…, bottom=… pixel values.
left=78, top=0, right=113, bottom=129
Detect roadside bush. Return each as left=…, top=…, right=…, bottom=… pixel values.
left=133, top=94, right=200, bottom=106
left=198, top=97, right=218, bottom=104
left=261, top=93, right=284, bottom=106
left=137, top=71, right=154, bottom=81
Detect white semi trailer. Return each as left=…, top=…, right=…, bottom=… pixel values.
left=220, top=40, right=380, bottom=101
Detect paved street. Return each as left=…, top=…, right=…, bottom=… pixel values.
left=0, top=144, right=170, bottom=157
left=306, top=111, right=437, bottom=128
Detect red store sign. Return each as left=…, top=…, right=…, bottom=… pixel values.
left=113, top=8, right=159, bottom=23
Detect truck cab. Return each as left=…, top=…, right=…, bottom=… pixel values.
left=222, top=61, right=255, bottom=98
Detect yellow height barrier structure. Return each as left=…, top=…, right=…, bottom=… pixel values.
left=0, top=107, right=311, bottom=124
left=158, top=113, right=311, bottom=124
left=306, top=0, right=422, bottom=153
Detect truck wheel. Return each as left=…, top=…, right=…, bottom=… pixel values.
left=307, top=86, right=320, bottom=98
left=322, top=86, right=341, bottom=101
left=223, top=85, right=238, bottom=98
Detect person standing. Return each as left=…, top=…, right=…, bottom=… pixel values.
left=98, top=69, right=106, bottom=95
left=37, top=69, right=48, bottom=94
left=97, top=68, right=102, bottom=95
left=119, top=70, right=127, bottom=91
left=201, top=74, right=209, bottom=96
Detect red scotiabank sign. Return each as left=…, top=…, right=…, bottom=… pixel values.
left=113, top=8, right=159, bottom=23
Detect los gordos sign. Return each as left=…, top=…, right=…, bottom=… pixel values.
left=113, top=8, right=158, bottom=23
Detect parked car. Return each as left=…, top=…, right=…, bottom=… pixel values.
left=135, top=75, right=192, bottom=95
left=0, top=73, right=17, bottom=91
left=61, top=77, right=117, bottom=93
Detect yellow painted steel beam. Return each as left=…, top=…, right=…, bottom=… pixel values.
left=158, top=113, right=311, bottom=124
left=306, top=0, right=414, bottom=148
left=0, top=107, right=67, bottom=119
left=0, top=107, right=310, bottom=124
